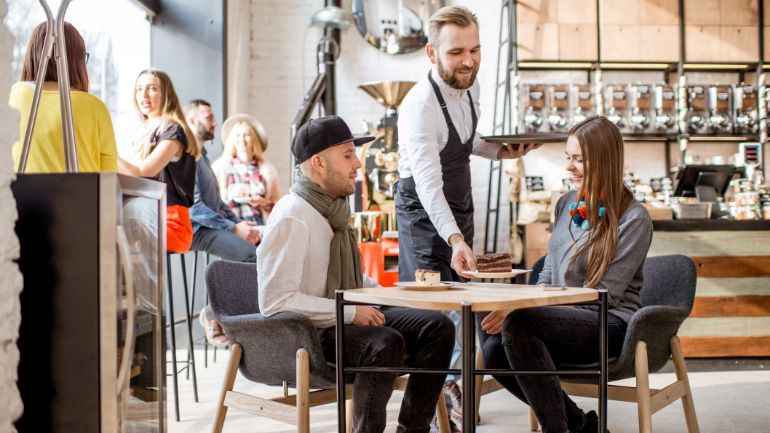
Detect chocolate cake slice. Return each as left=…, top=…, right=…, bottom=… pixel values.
left=476, top=252, right=512, bottom=272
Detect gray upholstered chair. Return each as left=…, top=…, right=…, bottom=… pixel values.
left=514, top=254, right=701, bottom=433
left=205, top=260, right=451, bottom=433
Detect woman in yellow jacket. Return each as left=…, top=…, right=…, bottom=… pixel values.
left=10, top=21, right=117, bottom=172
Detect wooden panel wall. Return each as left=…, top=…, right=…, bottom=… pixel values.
left=684, top=0, right=758, bottom=62
left=517, top=0, right=761, bottom=62
left=649, top=230, right=770, bottom=357
left=600, top=0, right=679, bottom=61
left=517, top=0, right=598, bottom=60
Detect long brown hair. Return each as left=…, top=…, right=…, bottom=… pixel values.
left=21, top=21, right=89, bottom=92
left=134, top=69, right=200, bottom=159
left=568, top=115, right=634, bottom=288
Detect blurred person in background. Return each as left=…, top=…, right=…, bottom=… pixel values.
left=185, top=99, right=260, bottom=346
left=119, top=69, right=199, bottom=254
left=11, top=21, right=117, bottom=173
left=212, top=114, right=280, bottom=227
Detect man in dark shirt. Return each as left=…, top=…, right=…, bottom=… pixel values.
left=185, top=99, right=260, bottom=346
left=185, top=99, right=260, bottom=260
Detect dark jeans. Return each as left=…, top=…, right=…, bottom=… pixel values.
left=191, top=227, right=256, bottom=262
left=319, top=307, right=454, bottom=433
left=481, top=306, right=627, bottom=433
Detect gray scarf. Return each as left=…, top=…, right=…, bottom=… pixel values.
left=291, top=169, right=363, bottom=298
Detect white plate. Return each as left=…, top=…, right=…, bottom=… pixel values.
left=232, top=196, right=251, bottom=204
left=464, top=269, right=532, bottom=279
left=394, top=281, right=455, bottom=291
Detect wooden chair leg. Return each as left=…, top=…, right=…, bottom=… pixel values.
left=671, top=336, right=700, bottom=433
left=474, top=345, right=484, bottom=425
left=296, top=349, right=310, bottom=433
left=635, top=341, right=653, bottom=433
left=346, top=399, right=353, bottom=433
left=435, top=393, right=451, bottom=433
left=211, top=344, right=242, bottom=433
left=528, top=406, right=539, bottom=431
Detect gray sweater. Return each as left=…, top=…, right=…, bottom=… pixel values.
left=537, top=190, right=653, bottom=322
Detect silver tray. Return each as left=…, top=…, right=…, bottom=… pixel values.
left=481, top=133, right=569, bottom=145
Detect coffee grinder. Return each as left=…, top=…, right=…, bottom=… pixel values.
left=522, top=84, right=546, bottom=132
left=686, top=85, right=708, bottom=134
left=570, top=84, right=595, bottom=126
left=629, top=83, right=653, bottom=133
left=605, top=84, right=629, bottom=132
left=547, top=84, right=570, bottom=132
left=734, top=83, right=758, bottom=135
left=652, top=83, right=677, bottom=134
left=358, top=80, right=416, bottom=216
left=708, top=84, right=733, bottom=134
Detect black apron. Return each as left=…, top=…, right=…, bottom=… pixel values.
left=396, top=72, right=477, bottom=282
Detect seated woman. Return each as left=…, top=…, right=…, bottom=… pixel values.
left=118, top=69, right=200, bottom=253
left=480, top=115, right=652, bottom=433
left=11, top=21, right=117, bottom=172
left=212, top=114, right=280, bottom=226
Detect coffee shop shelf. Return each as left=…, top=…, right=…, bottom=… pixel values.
left=648, top=222, right=770, bottom=357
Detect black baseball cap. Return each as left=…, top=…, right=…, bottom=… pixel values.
left=291, top=115, right=375, bottom=164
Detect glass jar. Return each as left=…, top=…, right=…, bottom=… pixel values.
left=763, top=203, right=770, bottom=220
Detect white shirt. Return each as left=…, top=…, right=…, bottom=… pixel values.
left=258, top=192, right=374, bottom=328
left=397, top=67, right=501, bottom=243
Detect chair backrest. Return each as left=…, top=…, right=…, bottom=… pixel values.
left=205, top=260, right=260, bottom=319
left=528, top=256, right=547, bottom=285
left=641, top=254, right=697, bottom=313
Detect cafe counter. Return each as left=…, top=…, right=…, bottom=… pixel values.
left=648, top=219, right=770, bottom=357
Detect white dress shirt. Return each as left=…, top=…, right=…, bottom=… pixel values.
left=258, top=192, right=375, bottom=328
left=397, top=67, right=501, bottom=243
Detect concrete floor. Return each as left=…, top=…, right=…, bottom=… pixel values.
left=165, top=348, right=770, bottom=433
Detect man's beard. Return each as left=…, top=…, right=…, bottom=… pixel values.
left=196, top=122, right=214, bottom=141
left=437, top=60, right=478, bottom=90
left=325, top=169, right=355, bottom=198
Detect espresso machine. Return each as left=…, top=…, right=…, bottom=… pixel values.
left=686, top=85, right=709, bottom=134
left=652, top=83, right=677, bottom=134
left=571, top=84, right=595, bottom=126
left=708, top=84, right=733, bottom=134
left=605, top=84, right=629, bottom=132
left=522, top=84, right=546, bottom=132
left=629, top=83, right=653, bottom=133
left=547, top=84, right=570, bottom=132
left=734, top=83, right=758, bottom=135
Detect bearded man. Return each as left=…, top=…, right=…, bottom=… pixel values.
left=394, top=6, right=535, bottom=429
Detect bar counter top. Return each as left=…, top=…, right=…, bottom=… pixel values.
left=652, top=219, right=770, bottom=231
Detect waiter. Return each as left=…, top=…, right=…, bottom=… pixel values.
left=397, top=5, right=533, bottom=283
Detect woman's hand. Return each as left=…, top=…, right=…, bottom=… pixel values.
left=250, top=195, right=270, bottom=208
left=480, top=309, right=513, bottom=335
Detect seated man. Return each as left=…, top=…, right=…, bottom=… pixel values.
left=185, top=99, right=260, bottom=345
left=258, top=115, right=454, bottom=433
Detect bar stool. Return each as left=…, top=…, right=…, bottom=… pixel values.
left=190, top=250, right=224, bottom=368
left=166, top=251, right=199, bottom=422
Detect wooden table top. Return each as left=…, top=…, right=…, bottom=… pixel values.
left=342, top=282, right=598, bottom=312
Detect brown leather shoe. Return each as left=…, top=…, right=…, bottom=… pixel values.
left=444, top=382, right=463, bottom=422
left=430, top=414, right=461, bottom=433
left=199, top=306, right=229, bottom=347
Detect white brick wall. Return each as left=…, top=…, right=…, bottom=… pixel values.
left=230, top=0, right=513, bottom=253
left=0, top=0, right=23, bottom=430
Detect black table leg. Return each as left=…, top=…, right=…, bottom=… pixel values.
left=461, top=303, right=475, bottom=433
left=336, top=291, right=346, bottom=433
left=599, top=290, right=608, bottom=433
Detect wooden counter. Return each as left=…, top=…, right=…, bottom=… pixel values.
left=648, top=220, right=770, bottom=358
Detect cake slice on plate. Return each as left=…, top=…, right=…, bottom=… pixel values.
left=415, top=269, right=441, bottom=285
left=475, top=252, right=512, bottom=273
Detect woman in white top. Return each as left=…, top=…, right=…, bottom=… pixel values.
left=212, top=114, right=280, bottom=225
